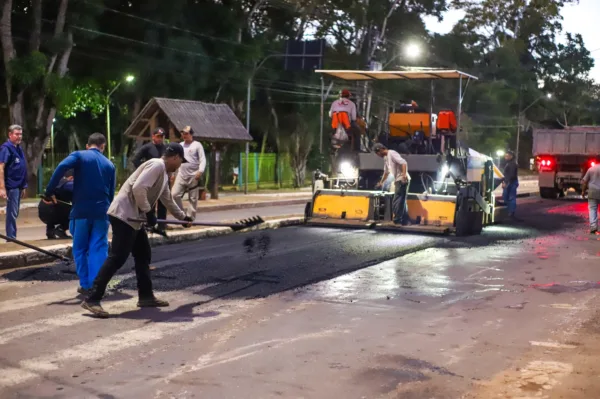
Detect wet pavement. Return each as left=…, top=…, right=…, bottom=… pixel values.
left=1, top=196, right=600, bottom=398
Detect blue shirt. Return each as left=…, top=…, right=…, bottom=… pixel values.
left=45, top=148, right=116, bottom=220
left=0, top=141, right=27, bottom=190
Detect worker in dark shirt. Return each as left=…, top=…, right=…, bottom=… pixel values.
left=39, top=170, right=74, bottom=239
left=501, top=150, right=519, bottom=218
left=131, top=127, right=167, bottom=234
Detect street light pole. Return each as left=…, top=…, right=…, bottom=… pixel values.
left=105, top=75, right=135, bottom=161
left=516, top=93, right=552, bottom=162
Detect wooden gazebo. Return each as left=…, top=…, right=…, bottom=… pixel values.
left=124, top=97, right=252, bottom=199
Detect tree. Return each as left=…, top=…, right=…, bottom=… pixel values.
left=1, top=0, right=104, bottom=193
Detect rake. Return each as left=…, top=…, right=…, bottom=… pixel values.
left=128, top=216, right=265, bottom=232
left=0, top=232, right=72, bottom=264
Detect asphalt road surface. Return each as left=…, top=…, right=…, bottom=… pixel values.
left=2, top=195, right=599, bottom=398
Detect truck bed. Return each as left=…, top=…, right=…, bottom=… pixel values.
left=533, top=127, right=600, bottom=156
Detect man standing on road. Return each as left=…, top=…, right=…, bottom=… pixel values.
left=581, top=161, right=600, bottom=234
left=172, top=126, right=206, bottom=220
left=502, top=150, right=519, bottom=218
left=43, top=133, right=115, bottom=295
left=82, top=143, right=193, bottom=318
left=373, top=143, right=410, bottom=225
left=0, top=125, right=27, bottom=239
left=131, top=127, right=167, bottom=234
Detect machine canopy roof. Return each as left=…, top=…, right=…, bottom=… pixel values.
left=314, top=69, right=478, bottom=81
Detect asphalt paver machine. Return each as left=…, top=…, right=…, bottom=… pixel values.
left=305, top=69, right=506, bottom=236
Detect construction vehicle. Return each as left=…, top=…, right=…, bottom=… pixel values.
left=533, top=126, right=600, bottom=199
left=305, top=69, right=506, bottom=236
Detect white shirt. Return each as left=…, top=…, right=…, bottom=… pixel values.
left=178, top=140, right=206, bottom=178
left=329, top=98, right=357, bottom=121
left=384, top=150, right=411, bottom=182
left=583, top=164, right=600, bottom=197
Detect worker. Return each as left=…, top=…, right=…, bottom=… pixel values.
left=131, top=127, right=167, bottom=234
left=38, top=169, right=74, bottom=239
left=172, top=126, right=206, bottom=220
left=581, top=160, right=600, bottom=234
left=43, top=133, right=115, bottom=296
left=501, top=150, right=519, bottom=219
left=373, top=143, right=410, bottom=225
left=81, top=143, right=193, bottom=318
left=329, top=89, right=359, bottom=151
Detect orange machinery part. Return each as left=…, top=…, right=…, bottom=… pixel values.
left=388, top=113, right=430, bottom=137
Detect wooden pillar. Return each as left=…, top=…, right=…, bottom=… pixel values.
left=210, top=143, right=221, bottom=200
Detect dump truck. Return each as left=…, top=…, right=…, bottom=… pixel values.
left=533, top=127, right=600, bottom=198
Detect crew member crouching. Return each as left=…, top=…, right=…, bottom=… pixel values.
left=373, top=143, right=411, bottom=225
left=38, top=169, right=73, bottom=239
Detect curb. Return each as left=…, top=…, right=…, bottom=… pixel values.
left=0, top=198, right=311, bottom=216
left=0, top=216, right=305, bottom=270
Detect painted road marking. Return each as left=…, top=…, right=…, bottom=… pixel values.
left=0, top=288, right=76, bottom=314
left=530, top=341, right=577, bottom=349
left=0, top=299, right=263, bottom=389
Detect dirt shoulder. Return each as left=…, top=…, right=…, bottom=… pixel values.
left=463, top=298, right=600, bottom=399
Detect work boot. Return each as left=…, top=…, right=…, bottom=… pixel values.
left=137, top=297, right=169, bottom=308
left=81, top=301, right=109, bottom=318
left=55, top=227, right=71, bottom=239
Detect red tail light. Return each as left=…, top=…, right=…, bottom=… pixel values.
left=538, top=157, right=555, bottom=171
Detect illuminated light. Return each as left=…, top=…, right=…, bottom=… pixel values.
left=541, top=160, right=547, bottom=166
left=547, top=160, right=552, bottom=166
left=339, top=161, right=356, bottom=177
left=496, top=150, right=505, bottom=157
left=592, top=162, right=596, bottom=167
left=440, top=165, right=449, bottom=178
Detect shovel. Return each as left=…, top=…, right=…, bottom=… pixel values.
left=128, top=216, right=265, bottom=232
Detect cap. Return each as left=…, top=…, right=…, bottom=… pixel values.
left=153, top=127, right=165, bottom=136
left=372, top=143, right=386, bottom=153
left=164, top=142, right=188, bottom=163
left=341, top=89, right=351, bottom=97
left=181, top=125, right=193, bottom=134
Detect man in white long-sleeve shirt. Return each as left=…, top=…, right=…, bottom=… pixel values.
left=172, top=126, right=206, bottom=220
left=82, top=143, right=193, bottom=318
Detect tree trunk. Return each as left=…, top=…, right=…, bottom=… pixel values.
left=1, top=0, right=15, bottom=108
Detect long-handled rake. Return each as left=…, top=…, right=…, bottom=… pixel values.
left=128, top=216, right=265, bottom=232
left=0, top=232, right=72, bottom=264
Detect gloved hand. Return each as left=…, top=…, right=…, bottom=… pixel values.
left=182, top=216, right=193, bottom=228
left=146, top=210, right=157, bottom=227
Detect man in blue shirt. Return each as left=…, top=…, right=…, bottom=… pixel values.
left=0, top=125, right=28, bottom=239
left=44, top=133, right=116, bottom=295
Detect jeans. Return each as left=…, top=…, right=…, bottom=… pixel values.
left=87, top=216, right=153, bottom=302
left=5, top=188, right=21, bottom=239
left=172, top=175, right=199, bottom=220
left=503, top=181, right=519, bottom=215
left=70, top=218, right=110, bottom=289
left=393, top=181, right=409, bottom=224
left=589, top=199, right=598, bottom=231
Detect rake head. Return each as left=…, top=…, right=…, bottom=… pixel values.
left=230, top=216, right=265, bottom=231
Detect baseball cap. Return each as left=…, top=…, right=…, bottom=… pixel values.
left=181, top=125, right=193, bottom=134
left=164, top=142, right=188, bottom=163
left=372, top=143, right=386, bottom=153
left=153, top=127, right=165, bottom=136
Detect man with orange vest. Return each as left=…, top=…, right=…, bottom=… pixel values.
left=329, top=89, right=359, bottom=151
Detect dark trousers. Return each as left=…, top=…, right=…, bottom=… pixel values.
left=88, top=216, right=153, bottom=301
left=393, top=181, right=409, bottom=224
left=157, top=201, right=166, bottom=230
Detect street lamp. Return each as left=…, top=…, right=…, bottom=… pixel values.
left=404, top=43, right=421, bottom=60
left=516, top=92, right=552, bottom=162
left=106, top=74, right=135, bottom=160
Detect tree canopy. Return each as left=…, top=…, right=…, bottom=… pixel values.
left=1, top=0, right=598, bottom=189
